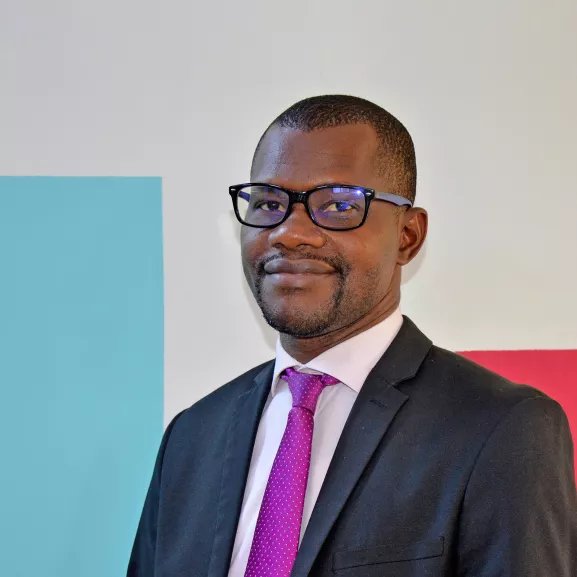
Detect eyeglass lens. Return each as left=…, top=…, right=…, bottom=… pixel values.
left=236, top=185, right=367, bottom=229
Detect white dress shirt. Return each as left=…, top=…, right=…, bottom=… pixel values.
left=228, top=309, right=403, bottom=576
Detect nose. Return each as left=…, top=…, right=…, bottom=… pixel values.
left=267, top=204, right=326, bottom=251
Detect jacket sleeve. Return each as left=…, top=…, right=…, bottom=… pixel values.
left=127, top=410, right=185, bottom=577
left=457, top=396, right=577, bottom=576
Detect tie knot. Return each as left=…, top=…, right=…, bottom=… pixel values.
left=281, top=367, right=339, bottom=413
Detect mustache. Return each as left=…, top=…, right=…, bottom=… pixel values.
left=256, top=252, right=350, bottom=276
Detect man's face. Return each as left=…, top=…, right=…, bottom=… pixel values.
left=241, top=123, right=411, bottom=338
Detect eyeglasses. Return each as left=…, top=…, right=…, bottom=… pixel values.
left=229, top=183, right=412, bottom=231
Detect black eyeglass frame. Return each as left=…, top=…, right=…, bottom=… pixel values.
left=229, top=183, right=413, bottom=231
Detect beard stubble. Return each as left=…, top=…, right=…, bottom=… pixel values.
left=248, top=253, right=381, bottom=338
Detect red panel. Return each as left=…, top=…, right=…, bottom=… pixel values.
left=459, top=350, right=577, bottom=476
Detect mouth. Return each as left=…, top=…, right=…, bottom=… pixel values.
left=263, top=259, right=336, bottom=275
left=262, top=258, right=336, bottom=288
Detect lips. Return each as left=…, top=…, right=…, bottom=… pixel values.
left=263, top=259, right=336, bottom=275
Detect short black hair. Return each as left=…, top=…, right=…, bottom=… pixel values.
left=252, top=94, right=417, bottom=203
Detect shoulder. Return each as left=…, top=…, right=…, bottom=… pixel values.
left=165, top=360, right=274, bottom=434
left=424, top=344, right=551, bottom=401
left=392, top=316, right=552, bottom=414
left=413, top=344, right=569, bottom=436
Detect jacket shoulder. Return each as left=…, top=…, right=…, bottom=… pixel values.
left=167, top=360, right=274, bottom=432
left=418, top=344, right=559, bottom=414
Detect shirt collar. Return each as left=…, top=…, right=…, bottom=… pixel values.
left=271, top=308, right=404, bottom=396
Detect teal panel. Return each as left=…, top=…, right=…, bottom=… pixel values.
left=0, top=177, right=164, bottom=577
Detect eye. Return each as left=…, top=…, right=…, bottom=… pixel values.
left=322, top=201, right=359, bottom=212
left=255, top=200, right=287, bottom=212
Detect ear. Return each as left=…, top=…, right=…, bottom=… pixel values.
left=397, top=207, right=428, bottom=265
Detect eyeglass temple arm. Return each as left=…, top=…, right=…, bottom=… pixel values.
left=374, top=192, right=413, bottom=207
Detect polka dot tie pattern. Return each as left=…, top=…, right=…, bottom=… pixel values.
left=244, top=367, right=339, bottom=577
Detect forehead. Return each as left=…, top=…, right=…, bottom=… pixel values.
left=251, top=124, right=383, bottom=190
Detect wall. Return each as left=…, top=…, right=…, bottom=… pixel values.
left=1, top=1, right=575, bottom=575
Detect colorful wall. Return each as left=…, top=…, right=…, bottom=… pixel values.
left=0, top=1, right=575, bottom=575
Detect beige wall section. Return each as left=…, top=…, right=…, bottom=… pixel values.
left=1, top=0, right=575, bottom=426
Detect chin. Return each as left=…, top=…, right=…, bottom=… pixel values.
left=264, top=317, right=330, bottom=338
left=254, top=277, right=347, bottom=337
left=261, top=301, right=334, bottom=338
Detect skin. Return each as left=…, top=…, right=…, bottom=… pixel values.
left=241, top=123, right=428, bottom=364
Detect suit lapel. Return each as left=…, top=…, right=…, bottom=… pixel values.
left=291, top=316, right=433, bottom=577
left=207, top=361, right=274, bottom=577
left=290, top=383, right=408, bottom=577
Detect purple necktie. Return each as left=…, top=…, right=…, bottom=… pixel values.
left=244, top=367, right=339, bottom=577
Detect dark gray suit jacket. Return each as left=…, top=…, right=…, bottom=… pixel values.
left=128, top=317, right=577, bottom=576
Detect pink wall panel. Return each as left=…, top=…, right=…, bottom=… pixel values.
left=459, top=350, right=577, bottom=480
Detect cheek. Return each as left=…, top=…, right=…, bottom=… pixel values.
left=240, top=228, right=266, bottom=263
left=340, top=237, right=398, bottom=294
left=343, top=235, right=395, bottom=273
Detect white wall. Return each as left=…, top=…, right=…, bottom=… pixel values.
left=1, top=0, right=575, bottom=425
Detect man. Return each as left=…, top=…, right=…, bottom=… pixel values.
left=128, top=95, right=577, bottom=576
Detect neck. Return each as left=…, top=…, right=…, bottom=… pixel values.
left=279, top=294, right=400, bottom=365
